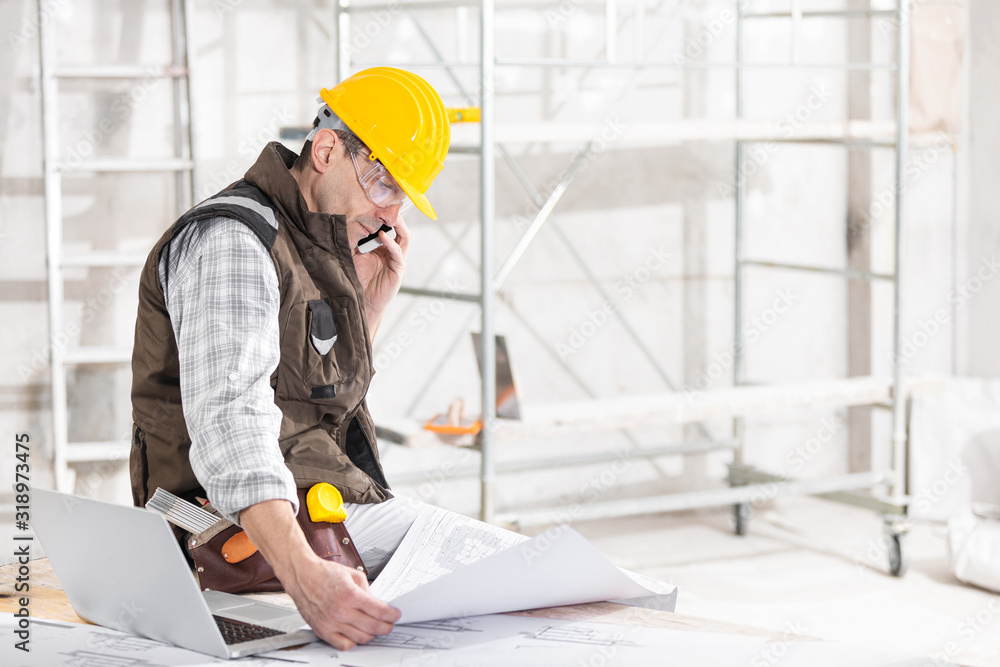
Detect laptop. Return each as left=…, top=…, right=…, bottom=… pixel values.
left=31, top=488, right=316, bottom=659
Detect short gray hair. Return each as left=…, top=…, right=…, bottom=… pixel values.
left=306, top=104, right=369, bottom=158
left=294, top=124, right=368, bottom=170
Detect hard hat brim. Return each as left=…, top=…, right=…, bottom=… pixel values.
left=397, top=177, right=437, bottom=220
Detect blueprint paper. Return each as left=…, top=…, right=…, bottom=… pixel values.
left=0, top=613, right=307, bottom=666
left=369, top=504, right=528, bottom=601
left=1, top=612, right=935, bottom=667
left=304, top=613, right=765, bottom=667
left=378, top=516, right=675, bottom=623
left=370, top=506, right=675, bottom=622
left=338, top=612, right=933, bottom=667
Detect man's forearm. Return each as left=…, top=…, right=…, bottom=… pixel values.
left=239, top=499, right=317, bottom=584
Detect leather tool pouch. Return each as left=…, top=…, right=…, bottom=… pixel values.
left=187, top=487, right=366, bottom=593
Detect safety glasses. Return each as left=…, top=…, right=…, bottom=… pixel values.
left=350, top=152, right=411, bottom=212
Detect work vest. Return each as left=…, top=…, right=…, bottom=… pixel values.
left=129, top=142, right=391, bottom=515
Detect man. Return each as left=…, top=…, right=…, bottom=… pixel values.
left=129, top=67, right=450, bottom=649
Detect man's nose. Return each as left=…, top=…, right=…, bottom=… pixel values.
left=377, top=205, right=399, bottom=228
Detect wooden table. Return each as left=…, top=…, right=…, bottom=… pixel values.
left=0, top=557, right=785, bottom=640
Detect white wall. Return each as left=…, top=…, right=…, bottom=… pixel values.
left=964, top=0, right=1000, bottom=377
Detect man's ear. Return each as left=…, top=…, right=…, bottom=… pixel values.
left=310, top=128, right=340, bottom=174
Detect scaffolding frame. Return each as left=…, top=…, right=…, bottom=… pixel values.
left=40, top=0, right=195, bottom=491
left=336, top=0, right=933, bottom=574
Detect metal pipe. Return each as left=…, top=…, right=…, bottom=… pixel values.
left=634, top=0, right=643, bottom=57
left=57, top=159, right=195, bottom=173
left=337, top=0, right=351, bottom=82
left=389, top=438, right=738, bottom=483
left=742, top=9, right=896, bottom=20
left=60, top=252, right=148, bottom=267
left=172, top=0, right=194, bottom=214
left=733, top=1, right=745, bottom=465
left=740, top=260, right=894, bottom=282
left=790, top=0, right=802, bottom=65
left=351, top=59, right=899, bottom=71
left=182, top=0, right=196, bottom=209
left=62, top=346, right=134, bottom=365
left=398, top=286, right=482, bottom=302
left=890, top=0, right=910, bottom=501
left=54, top=65, right=188, bottom=78
left=38, top=0, right=68, bottom=491
left=495, top=471, right=890, bottom=527
left=352, top=0, right=616, bottom=8
left=494, top=58, right=898, bottom=71
left=480, top=0, right=497, bottom=524
left=491, top=164, right=581, bottom=290
left=730, top=465, right=906, bottom=515
left=346, top=0, right=478, bottom=11
left=764, top=137, right=898, bottom=148
left=605, top=0, right=617, bottom=63
left=451, top=137, right=907, bottom=151
left=456, top=4, right=469, bottom=64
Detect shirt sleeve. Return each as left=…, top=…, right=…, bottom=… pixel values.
left=160, top=217, right=298, bottom=525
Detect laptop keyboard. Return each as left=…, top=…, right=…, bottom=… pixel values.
left=213, top=615, right=285, bottom=645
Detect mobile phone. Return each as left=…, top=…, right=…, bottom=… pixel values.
left=358, top=224, right=396, bottom=254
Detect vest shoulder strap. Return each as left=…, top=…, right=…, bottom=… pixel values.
left=179, top=181, right=280, bottom=249
left=159, top=181, right=280, bottom=295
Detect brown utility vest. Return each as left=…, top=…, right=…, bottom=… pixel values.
left=130, top=142, right=391, bottom=514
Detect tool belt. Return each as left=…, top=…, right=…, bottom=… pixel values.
left=186, top=487, right=366, bottom=594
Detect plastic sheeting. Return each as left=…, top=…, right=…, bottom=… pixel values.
left=949, top=507, right=1000, bottom=593
left=909, top=378, right=1000, bottom=521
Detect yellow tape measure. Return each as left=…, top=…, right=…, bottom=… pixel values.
left=306, top=482, right=347, bottom=524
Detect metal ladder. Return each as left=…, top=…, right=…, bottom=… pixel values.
left=37, top=0, right=195, bottom=492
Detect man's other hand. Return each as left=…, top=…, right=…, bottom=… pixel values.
left=352, top=215, right=409, bottom=339
left=282, top=553, right=400, bottom=650
left=240, top=499, right=401, bottom=650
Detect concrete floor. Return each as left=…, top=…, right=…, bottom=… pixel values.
left=553, top=496, right=1000, bottom=667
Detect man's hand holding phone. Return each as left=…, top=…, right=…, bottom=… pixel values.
left=352, top=218, right=409, bottom=342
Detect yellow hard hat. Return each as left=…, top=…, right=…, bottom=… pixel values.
left=319, top=68, right=450, bottom=220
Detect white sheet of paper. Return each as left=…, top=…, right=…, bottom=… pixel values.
left=383, top=521, right=674, bottom=624
left=369, top=504, right=528, bottom=601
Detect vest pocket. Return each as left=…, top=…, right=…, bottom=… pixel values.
left=278, top=297, right=362, bottom=403
left=308, top=299, right=338, bottom=355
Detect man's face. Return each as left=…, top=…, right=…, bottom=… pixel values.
left=311, top=132, right=404, bottom=257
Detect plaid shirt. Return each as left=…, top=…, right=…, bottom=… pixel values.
left=159, top=217, right=298, bottom=524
